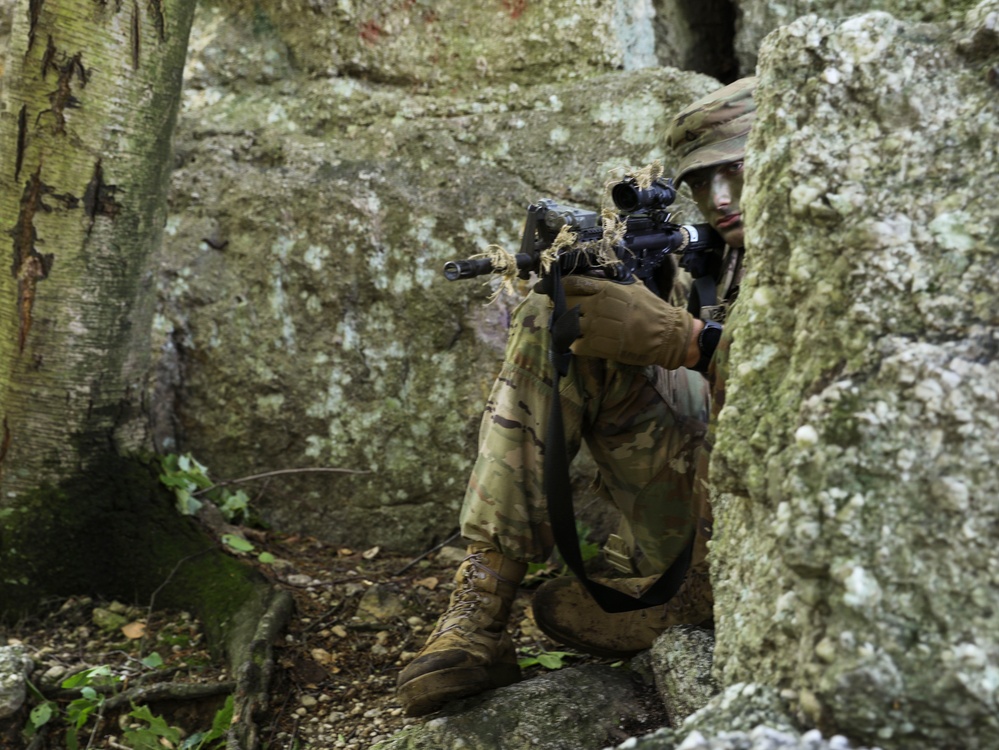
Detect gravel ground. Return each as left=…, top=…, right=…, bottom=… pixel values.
left=1, top=530, right=596, bottom=750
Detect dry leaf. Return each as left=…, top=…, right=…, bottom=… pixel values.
left=337, top=547, right=354, bottom=556
left=330, top=625, right=348, bottom=638
left=121, top=621, right=146, bottom=640
left=362, top=545, right=381, bottom=560
left=310, top=647, right=336, bottom=665
left=414, top=576, right=439, bottom=590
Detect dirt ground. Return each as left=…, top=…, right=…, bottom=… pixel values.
left=0, top=527, right=622, bottom=750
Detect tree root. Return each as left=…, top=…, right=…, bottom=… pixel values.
left=225, top=584, right=296, bottom=750
left=103, top=680, right=237, bottom=712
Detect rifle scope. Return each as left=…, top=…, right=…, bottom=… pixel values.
left=611, top=177, right=677, bottom=213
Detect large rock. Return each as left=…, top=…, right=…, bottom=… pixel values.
left=241, top=0, right=660, bottom=86
left=156, top=0, right=719, bottom=551
left=733, top=0, right=982, bottom=74
left=0, top=645, right=31, bottom=719
left=614, top=683, right=839, bottom=750
left=371, top=665, right=663, bottom=750
left=646, top=626, right=720, bottom=726
left=711, top=5, right=999, bottom=749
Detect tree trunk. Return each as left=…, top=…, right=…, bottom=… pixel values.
left=0, top=2, right=289, bottom=698
left=0, top=0, right=203, bottom=611
left=0, top=0, right=192, bottom=490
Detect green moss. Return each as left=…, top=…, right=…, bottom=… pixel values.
left=0, top=454, right=267, bottom=658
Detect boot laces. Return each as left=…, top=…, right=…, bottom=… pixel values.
left=426, top=551, right=506, bottom=643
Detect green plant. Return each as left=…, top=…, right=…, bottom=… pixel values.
left=158, top=454, right=275, bottom=564
left=517, top=649, right=576, bottom=670
left=24, top=662, right=234, bottom=750
left=185, top=695, right=234, bottom=750
left=122, top=695, right=232, bottom=750
left=159, top=453, right=251, bottom=522
left=121, top=704, right=183, bottom=749
left=220, top=532, right=276, bottom=564
left=24, top=666, right=122, bottom=750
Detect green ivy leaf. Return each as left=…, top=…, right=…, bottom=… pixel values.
left=141, top=652, right=165, bottom=669
left=61, top=665, right=115, bottom=689
left=517, top=650, right=574, bottom=670
left=29, top=702, right=53, bottom=729
left=537, top=652, right=567, bottom=669
left=175, top=488, right=203, bottom=516
left=222, top=534, right=255, bottom=553
left=258, top=551, right=276, bottom=564
left=126, top=704, right=183, bottom=746
left=66, top=697, right=96, bottom=730
left=220, top=490, right=249, bottom=520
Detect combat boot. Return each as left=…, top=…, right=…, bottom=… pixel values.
left=530, top=564, right=712, bottom=659
left=396, top=545, right=527, bottom=716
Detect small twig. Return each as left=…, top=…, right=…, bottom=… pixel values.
left=102, top=680, right=237, bottom=712
left=84, top=694, right=107, bottom=750
left=302, top=599, right=348, bottom=634
left=392, top=529, right=462, bottom=576
left=193, top=467, right=370, bottom=496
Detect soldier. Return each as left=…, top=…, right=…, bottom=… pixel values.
left=396, top=77, right=757, bottom=717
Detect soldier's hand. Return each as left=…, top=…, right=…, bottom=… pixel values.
left=562, top=275, right=695, bottom=370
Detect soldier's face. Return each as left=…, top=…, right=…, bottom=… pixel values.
left=687, top=161, right=745, bottom=248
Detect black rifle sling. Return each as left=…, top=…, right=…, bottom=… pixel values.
left=544, top=265, right=694, bottom=614
left=687, top=275, right=718, bottom=317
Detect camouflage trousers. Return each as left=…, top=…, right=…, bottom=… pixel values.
left=460, top=292, right=712, bottom=575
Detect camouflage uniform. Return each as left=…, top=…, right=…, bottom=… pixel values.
left=459, top=282, right=710, bottom=574
left=462, top=77, right=755, bottom=588
left=396, top=78, right=758, bottom=716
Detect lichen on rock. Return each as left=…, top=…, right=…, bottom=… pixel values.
left=712, top=8, right=999, bottom=748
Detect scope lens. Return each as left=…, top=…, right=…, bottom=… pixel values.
left=611, top=183, right=639, bottom=212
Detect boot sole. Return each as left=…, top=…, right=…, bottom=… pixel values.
left=397, top=662, right=521, bottom=716
left=534, top=614, right=646, bottom=660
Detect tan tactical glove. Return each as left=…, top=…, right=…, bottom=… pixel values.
left=562, top=276, right=694, bottom=370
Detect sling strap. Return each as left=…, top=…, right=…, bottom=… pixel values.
left=543, top=263, right=694, bottom=613
left=687, top=275, right=718, bottom=317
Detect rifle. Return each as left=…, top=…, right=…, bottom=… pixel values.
left=442, top=175, right=723, bottom=298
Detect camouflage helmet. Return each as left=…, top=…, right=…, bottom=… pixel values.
left=665, top=77, right=758, bottom=186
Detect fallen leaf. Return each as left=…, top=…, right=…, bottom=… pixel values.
left=362, top=545, right=380, bottom=560
left=330, top=625, right=348, bottom=638
left=337, top=547, right=354, bottom=556
left=414, top=576, right=439, bottom=590
left=310, top=647, right=336, bottom=665
left=121, top=621, right=146, bottom=640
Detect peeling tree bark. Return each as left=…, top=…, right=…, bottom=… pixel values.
left=0, top=0, right=195, bottom=491
left=1, top=0, right=194, bottom=601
